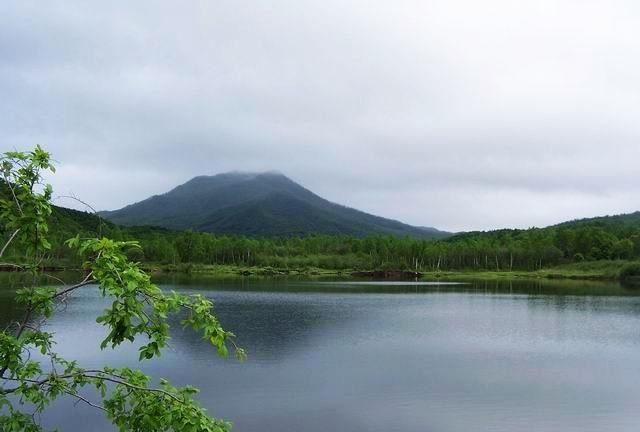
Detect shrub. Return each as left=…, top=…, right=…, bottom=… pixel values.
left=619, top=263, right=640, bottom=284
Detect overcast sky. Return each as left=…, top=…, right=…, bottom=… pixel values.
left=2, top=1, right=639, bottom=232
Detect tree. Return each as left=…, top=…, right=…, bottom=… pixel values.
left=0, top=146, right=244, bottom=431
left=612, top=239, right=634, bottom=260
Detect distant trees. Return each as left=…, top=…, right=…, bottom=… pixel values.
left=17, top=221, right=640, bottom=272
left=116, top=224, right=640, bottom=271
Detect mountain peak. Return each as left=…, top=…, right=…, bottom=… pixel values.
left=194, top=170, right=287, bottom=179
left=100, top=172, right=450, bottom=238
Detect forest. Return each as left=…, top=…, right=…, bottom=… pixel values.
left=7, top=200, right=638, bottom=273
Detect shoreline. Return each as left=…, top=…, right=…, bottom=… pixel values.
left=2, top=260, right=635, bottom=283
left=139, top=261, right=635, bottom=282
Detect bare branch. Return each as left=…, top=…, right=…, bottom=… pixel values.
left=68, top=390, right=107, bottom=412
left=2, top=172, right=23, bottom=216
left=56, top=194, right=108, bottom=237
left=42, top=273, right=68, bottom=286
left=0, top=228, right=20, bottom=258
left=56, top=194, right=98, bottom=215
left=51, top=273, right=95, bottom=300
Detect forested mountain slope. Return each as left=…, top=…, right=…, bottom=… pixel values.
left=99, top=172, right=450, bottom=238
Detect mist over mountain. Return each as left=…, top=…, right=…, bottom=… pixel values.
left=99, top=172, right=451, bottom=238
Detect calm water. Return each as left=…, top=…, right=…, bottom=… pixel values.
left=2, top=274, right=640, bottom=431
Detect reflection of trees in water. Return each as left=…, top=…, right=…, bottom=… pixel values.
left=4, top=274, right=640, bottom=357
left=155, top=274, right=635, bottom=296
left=465, top=278, right=624, bottom=296
left=167, top=293, right=361, bottom=361
left=526, top=289, right=640, bottom=317
left=0, top=272, right=82, bottom=327
left=460, top=278, right=640, bottom=316
left=0, top=292, right=19, bottom=326
left=0, top=273, right=32, bottom=327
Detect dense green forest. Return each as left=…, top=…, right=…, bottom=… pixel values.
left=3, top=195, right=639, bottom=272
left=122, top=215, right=640, bottom=271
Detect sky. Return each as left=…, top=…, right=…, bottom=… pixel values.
left=2, top=1, right=639, bottom=232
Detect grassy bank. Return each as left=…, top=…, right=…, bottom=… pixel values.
left=425, top=260, right=633, bottom=281
left=140, top=263, right=349, bottom=278
left=4, top=258, right=634, bottom=282
left=139, top=259, right=638, bottom=282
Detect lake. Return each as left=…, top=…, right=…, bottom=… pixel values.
left=2, top=274, right=640, bottom=431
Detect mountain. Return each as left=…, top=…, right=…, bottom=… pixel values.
left=554, top=211, right=640, bottom=228
left=99, top=172, right=451, bottom=238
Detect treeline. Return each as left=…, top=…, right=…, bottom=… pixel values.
left=3, top=201, right=640, bottom=271
left=125, top=224, right=640, bottom=271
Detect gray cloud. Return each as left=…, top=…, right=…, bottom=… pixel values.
left=1, top=0, right=639, bottom=232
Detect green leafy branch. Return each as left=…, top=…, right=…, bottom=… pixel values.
left=0, top=146, right=243, bottom=431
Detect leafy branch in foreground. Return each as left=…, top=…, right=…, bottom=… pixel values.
left=0, top=146, right=244, bottom=431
